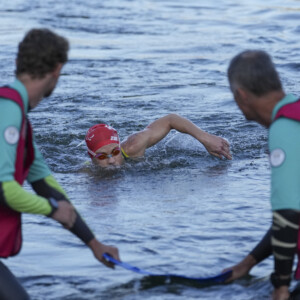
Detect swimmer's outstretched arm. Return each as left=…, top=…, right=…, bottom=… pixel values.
left=122, top=113, right=232, bottom=159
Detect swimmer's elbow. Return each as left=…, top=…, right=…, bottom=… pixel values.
left=166, top=113, right=181, bottom=128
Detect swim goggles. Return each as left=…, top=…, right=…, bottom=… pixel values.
left=88, top=147, right=121, bottom=160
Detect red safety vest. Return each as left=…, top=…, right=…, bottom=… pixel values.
left=273, top=98, right=300, bottom=280
left=0, top=87, right=35, bottom=258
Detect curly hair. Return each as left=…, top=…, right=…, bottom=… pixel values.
left=16, top=28, right=69, bottom=79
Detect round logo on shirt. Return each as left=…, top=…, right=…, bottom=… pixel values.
left=270, top=148, right=285, bottom=167
left=4, top=126, right=19, bottom=145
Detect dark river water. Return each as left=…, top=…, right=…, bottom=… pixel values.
left=1, top=0, right=300, bottom=299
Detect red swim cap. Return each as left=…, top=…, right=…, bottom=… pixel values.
left=85, top=124, right=120, bottom=157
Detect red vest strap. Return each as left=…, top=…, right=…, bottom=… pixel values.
left=0, top=87, right=25, bottom=113
left=0, top=86, right=34, bottom=258
left=0, top=87, right=34, bottom=184
left=296, top=226, right=300, bottom=279
left=274, top=99, right=300, bottom=122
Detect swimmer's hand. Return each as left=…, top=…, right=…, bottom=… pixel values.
left=201, top=133, right=232, bottom=160
left=88, top=238, right=120, bottom=269
left=51, top=200, right=77, bottom=228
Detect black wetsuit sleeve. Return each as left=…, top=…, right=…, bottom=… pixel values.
left=31, top=178, right=95, bottom=245
left=271, top=210, right=299, bottom=288
left=250, top=227, right=272, bottom=264
left=30, top=177, right=68, bottom=201
left=69, top=214, right=95, bottom=244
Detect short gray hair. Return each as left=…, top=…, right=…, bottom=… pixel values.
left=227, top=50, right=282, bottom=96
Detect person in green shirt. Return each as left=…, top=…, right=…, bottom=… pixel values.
left=0, top=29, right=119, bottom=300
left=223, top=50, right=300, bottom=300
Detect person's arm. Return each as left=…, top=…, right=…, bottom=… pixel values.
left=0, top=180, right=120, bottom=267
left=122, top=113, right=232, bottom=159
left=30, top=174, right=120, bottom=267
left=250, top=227, right=272, bottom=263
left=0, top=180, right=54, bottom=215
left=222, top=227, right=272, bottom=282
left=271, top=210, right=298, bottom=300
left=27, top=142, right=95, bottom=243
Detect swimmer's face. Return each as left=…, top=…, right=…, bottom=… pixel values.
left=92, top=143, right=124, bottom=168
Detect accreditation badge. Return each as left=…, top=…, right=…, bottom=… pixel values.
left=4, top=126, right=19, bottom=145
left=270, top=148, right=285, bottom=167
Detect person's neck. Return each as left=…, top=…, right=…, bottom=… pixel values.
left=255, top=90, right=285, bottom=127
left=17, top=74, right=47, bottom=109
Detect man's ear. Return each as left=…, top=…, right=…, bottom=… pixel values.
left=235, top=88, right=249, bottom=103
left=52, top=63, right=63, bottom=79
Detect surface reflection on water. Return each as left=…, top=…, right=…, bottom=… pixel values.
left=1, top=0, right=300, bottom=299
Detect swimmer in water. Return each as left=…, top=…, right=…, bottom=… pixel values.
left=85, top=113, right=232, bottom=168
